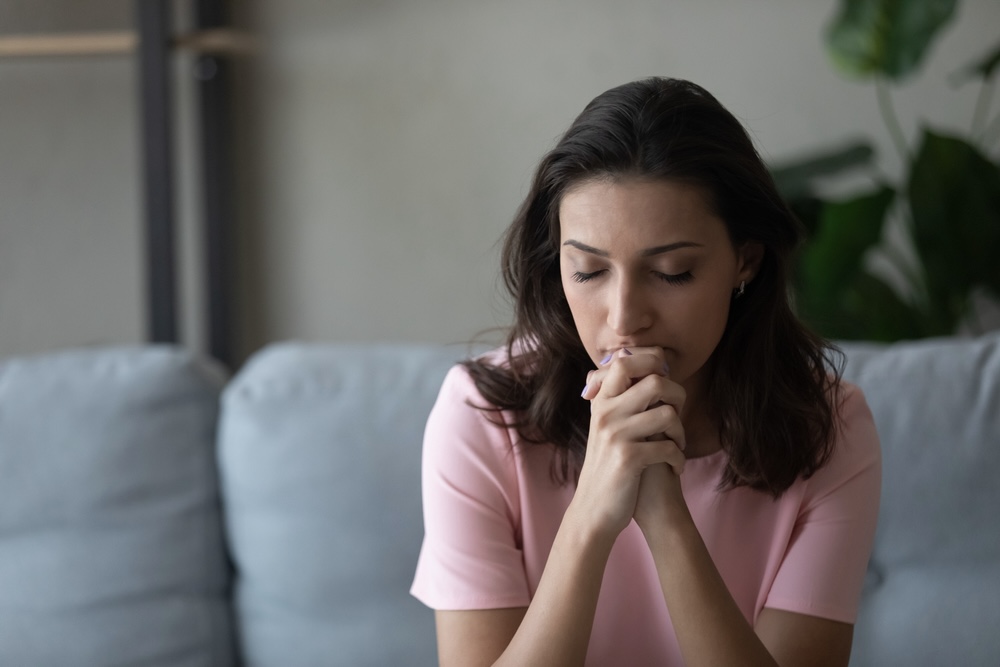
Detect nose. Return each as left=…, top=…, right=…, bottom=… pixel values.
left=607, top=275, right=653, bottom=336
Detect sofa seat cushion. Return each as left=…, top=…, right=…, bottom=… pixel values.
left=0, top=346, right=236, bottom=667
left=839, top=333, right=1000, bottom=667
left=219, top=342, right=478, bottom=667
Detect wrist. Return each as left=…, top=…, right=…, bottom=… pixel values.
left=562, top=497, right=622, bottom=555
left=638, top=502, right=697, bottom=550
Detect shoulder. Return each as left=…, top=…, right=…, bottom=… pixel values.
left=421, top=356, right=527, bottom=540
left=429, top=361, right=498, bottom=435
left=833, top=380, right=881, bottom=464
left=803, top=379, right=882, bottom=504
left=434, top=341, right=541, bottom=424
left=434, top=346, right=511, bottom=412
left=424, top=350, right=518, bottom=468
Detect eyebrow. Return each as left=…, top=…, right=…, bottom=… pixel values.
left=561, top=239, right=704, bottom=257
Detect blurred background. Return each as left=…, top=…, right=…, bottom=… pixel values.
left=2, top=0, right=999, bottom=366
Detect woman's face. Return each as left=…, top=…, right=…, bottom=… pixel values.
left=559, top=178, right=760, bottom=399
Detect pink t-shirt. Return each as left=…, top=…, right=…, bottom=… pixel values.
left=411, top=362, right=881, bottom=665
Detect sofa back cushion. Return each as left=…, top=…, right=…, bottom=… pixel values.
left=0, top=346, right=236, bottom=667
left=219, top=335, right=1000, bottom=666
left=218, top=343, right=474, bottom=667
left=839, top=333, right=1000, bottom=667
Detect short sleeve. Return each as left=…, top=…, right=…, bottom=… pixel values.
left=765, top=384, right=882, bottom=623
left=410, top=365, right=532, bottom=610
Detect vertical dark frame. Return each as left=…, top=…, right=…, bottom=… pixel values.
left=195, top=0, right=236, bottom=368
left=136, top=0, right=178, bottom=344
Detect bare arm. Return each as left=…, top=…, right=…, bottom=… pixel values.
left=609, top=346, right=856, bottom=666
left=637, top=479, right=853, bottom=667
left=435, top=608, right=525, bottom=667
left=435, top=506, right=614, bottom=667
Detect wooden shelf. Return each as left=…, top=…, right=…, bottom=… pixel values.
left=0, top=31, right=134, bottom=57
left=0, top=28, right=254, bottom=58
left=176, top=28, right=255, bottom=55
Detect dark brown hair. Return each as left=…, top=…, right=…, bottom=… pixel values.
left=465, top=77, right=841, bottom=496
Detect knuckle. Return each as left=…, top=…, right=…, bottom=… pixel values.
left=634, top=374, right=657, bottom=391
left=592, top=410, right=612, bottom=431
left=607, top=423, right=630, bottom=443
left=657, top=403, right=678, bottom=421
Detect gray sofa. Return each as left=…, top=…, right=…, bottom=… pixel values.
left=0, top=334, right=997, bottom=666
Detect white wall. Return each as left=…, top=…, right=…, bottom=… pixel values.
left=0, top=2, right=140, bottom=356
left=0, top=0, right=208, bottom=358
left=3, top=0, right=999, bottom=362
left=240, top=0, right=1000, bottom=355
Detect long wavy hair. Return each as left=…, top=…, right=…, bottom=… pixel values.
left=465, top=77, right=841, bottom=496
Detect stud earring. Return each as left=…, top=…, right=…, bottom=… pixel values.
left=733, top=280, right=746, bottom=299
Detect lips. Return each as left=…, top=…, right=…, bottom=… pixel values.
left=603, top=344, right=665, bottom=355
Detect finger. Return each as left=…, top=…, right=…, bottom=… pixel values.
left=583, top=347, right=674, bottom=401
left=608, top=373, right=686, bottom=420
left=635, top=438, right=686, bottom=475
left=595, top=352, right=637, bottom=398
left=581, top=349, right=619, bottom=399
left=582, top=370, right=597, bottom=399
left=617, top=346, right=666, bottom=364
left=627, top=403, right=687, bottom=451
left=610, top=347, right=669, bottom=378
left=659, top=441, right=687, bottom=476
left=595, top=349, right=669, bottom=399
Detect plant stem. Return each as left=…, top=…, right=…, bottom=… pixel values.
left=966, top=299, right=985, bottom=336
left=881, top=243, right=924, bottom=301
left=892, top=198, right=934, bottom=311
left=876, top=78, right=909, bottom=162
left=971, top=78, right=995, bottom=140
left=983, top=110, right=1000, bottom=149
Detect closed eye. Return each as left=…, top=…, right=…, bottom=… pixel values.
left=572, top=270, right=605, bottom=283
left=656, top=271, right=693, bottom=285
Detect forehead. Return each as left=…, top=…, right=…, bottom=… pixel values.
left=558, top=178, right=728, bottom=245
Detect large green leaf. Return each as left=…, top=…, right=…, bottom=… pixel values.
left=794, top=186, right=902, bottom=339
left=798, top=186, right=895, bottom=309
left=907, top=130, right=1000, bottom=330
left=840, top=272, right=924, bottom=340
left=797, top=267, right=922, bottom=341
left=825, top=0, right=957, bottom=81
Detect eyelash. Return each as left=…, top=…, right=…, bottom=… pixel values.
left=571, top=270, right=694, bottom=285
left=658, top=271, right=694, bottom=286
left=571, top=271, right=603, bottom=283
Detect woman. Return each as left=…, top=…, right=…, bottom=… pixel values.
left=410, top=77, right=881, bottom=666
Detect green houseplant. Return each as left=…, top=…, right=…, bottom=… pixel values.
left=772, top=0, right=1000, bottom=341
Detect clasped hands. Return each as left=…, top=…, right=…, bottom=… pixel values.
left=576, top=347, right=689, bottom=539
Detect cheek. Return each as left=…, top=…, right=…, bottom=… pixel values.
left=563, top=286, right=592, bottom=329
left=561, top=284, right=602, bottom=350
left=698, top=298, right=733, bottom=357
left=672, top=287, right=732, bottom=348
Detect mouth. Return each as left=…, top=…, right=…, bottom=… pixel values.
left=601, top=344, right=669, bottom=357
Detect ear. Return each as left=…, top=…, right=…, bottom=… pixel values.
left=735, top=241, right=764, bottom=286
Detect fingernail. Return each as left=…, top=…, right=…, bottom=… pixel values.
left=621, top=348, right=632, bottom=356
left=600, top=353, right=613, bottom=365
left=581, top=383, right=589, bottom=397
left=662, top=362, right=671, bottom=375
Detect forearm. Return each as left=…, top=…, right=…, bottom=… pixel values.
left=644, top=509, right=778, bottom=667
left=495, top=501, right=615, bottom=667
